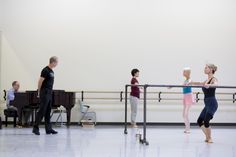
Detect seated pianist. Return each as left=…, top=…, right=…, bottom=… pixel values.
left=6, top=81, right=22, bottom=127
left=6, top=81, right=31, bottom=128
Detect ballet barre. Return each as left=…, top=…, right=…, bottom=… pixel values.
left=124, top=84, right=236, bottom=145
left=72, top=90, right=236, bottom=103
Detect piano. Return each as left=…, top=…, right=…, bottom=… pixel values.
left=9, top=90, right=76, bottom=126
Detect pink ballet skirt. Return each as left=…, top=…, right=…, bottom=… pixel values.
left=183, top=93, right=195, bottom=106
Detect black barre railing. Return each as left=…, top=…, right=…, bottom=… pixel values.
left=74, top=91, right=123, bottom=102
left=73, top=90, right=236, bottom=103
left=124, top=84, right=236, bottom=146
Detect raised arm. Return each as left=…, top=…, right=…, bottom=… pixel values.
left=189, top=80, right=206, bottom=86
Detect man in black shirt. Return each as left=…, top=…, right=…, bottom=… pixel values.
left=33, top=56, right=58, bottom=135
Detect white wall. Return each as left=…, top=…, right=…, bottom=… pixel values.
left=0, top=31, right=2, bottom=102
left=0, top=0, right=236, bottom=123
left=0, top=0, right=3, bottom=101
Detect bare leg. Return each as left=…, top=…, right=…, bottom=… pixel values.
left=203, top=113, right=213, bottom=143
left=205, top=127, right=213, bottom=143
left=200, top=125, right=208, bottom=141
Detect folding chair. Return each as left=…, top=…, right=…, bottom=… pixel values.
left=78, top=100, right=96, bottom=127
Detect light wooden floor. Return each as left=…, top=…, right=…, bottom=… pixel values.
left=0, top=125, right=235, bottom=157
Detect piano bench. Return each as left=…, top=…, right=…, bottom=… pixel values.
left=4, top=109, right=18, bottom=127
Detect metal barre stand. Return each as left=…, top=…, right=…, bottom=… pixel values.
left=124, top=84, right=236, bottom=146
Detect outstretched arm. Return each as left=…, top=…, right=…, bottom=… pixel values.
left=188, top=81, right=206, bottom=86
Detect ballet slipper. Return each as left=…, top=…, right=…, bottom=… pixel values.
left=17, top=125, right=22, bottom=128
left=131, top=123, right=138, bottom=128
left=130, top=123, right=138, bottom=128
left=184, top=130, right=190, bottom=134
left=206, top=138, right=213, bottom=143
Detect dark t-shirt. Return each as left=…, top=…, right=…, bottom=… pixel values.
left=130, top=78, right=140, bottom=98
left=41, top=66, right=54, bottom=90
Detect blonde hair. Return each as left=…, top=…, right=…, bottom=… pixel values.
left=207, top=64, right=217, bottom=74
left=183, top=67, right=191, bottom=71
